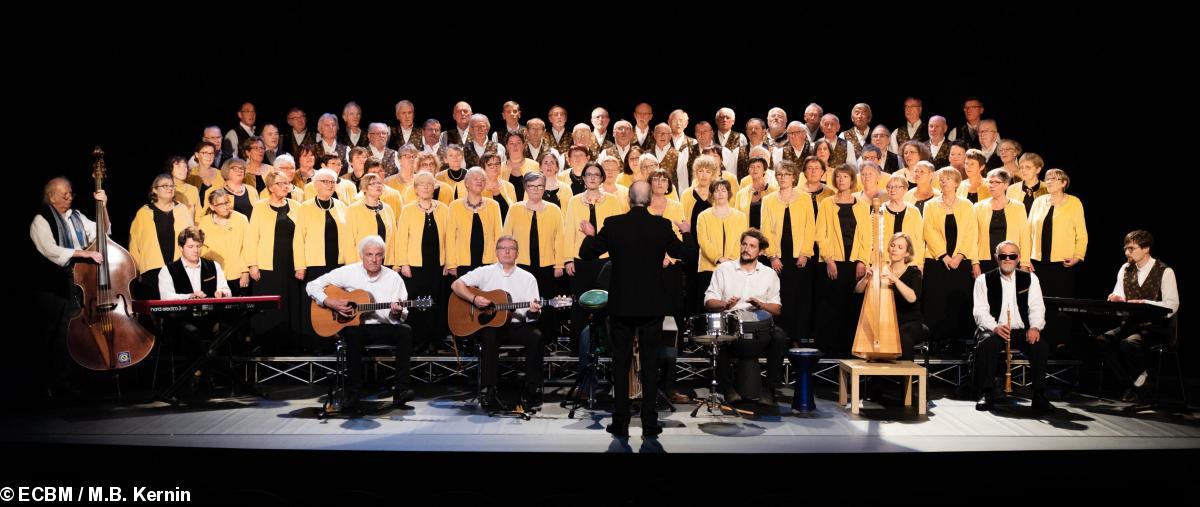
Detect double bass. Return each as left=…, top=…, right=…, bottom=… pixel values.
left=67, top=147, right=155, bottom=370
left=852, top=198, right=902, bottom=361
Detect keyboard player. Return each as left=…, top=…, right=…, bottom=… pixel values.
left=156, top=226, right=232, bottom=390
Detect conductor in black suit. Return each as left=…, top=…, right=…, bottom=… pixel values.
left=578, top=181, right=690, bottom=438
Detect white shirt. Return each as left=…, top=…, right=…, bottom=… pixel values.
left=472, top=141, right=506, bottom=160
left=654, top=144, right=691, bottom=190
left=635, top=126, right=650, bottom=145
left=704, top=260, right=782, bottom=312
left=551, top=128, right=567, bottom=143
left=928, top=138, right=945, bottom=159
left=158, top=258, right=232, bottom=301
left=399, top=126, right=414, bottom=143
left=320, top=138, right=339, bottom=154
left=347, top=128, right=363, bottom=146
left=292, top=129, right=307, bottom=146
left=949, top=122, right=979, bottom=143
left=593, top=129, right=608, bottom=147
left=843, top=127, right=869, bottom=152
left=457, top=263, right=541, bottom=322
left=981, top=142, right=998, bottom=161
left=717, top=130, right=746, bottom=148
left=1111, top=257, right=1180, bottom=318
left=30, top=210, right=104, bottom=266
left=972, top=270, right=1047, bottom=332
left=423, top=142, right=441, bottom=155
left=698, top=144, right=738, bottom=176
left=223, top=123, right=254, bottom=153
left=888, top=120, right=924, bottom=154
left=307, top=262, right=409, bottom=325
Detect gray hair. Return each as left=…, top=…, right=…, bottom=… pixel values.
left=468, top=113, right=490, bottom=129
left=994, top=240, right=1020, bottom=257
left=273, top=153, right=296, bottom=169
left=368, top=122, right=390, bottom=134
left=43, top=177, right=70, bottom=205
left=394, top=100, right=414, bottom=113
left=523, top=171, right=546, bottom=187
left=465, top=166, right=487, bottom=183
left=495, top=235, right=518, bottom=250
left=314, top=168, right=339, bottom=182
left=358, top=235, right=387, bottom=258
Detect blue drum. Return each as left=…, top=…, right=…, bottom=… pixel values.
left=788, top=348, right=822, bottom=412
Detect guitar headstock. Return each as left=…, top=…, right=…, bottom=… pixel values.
left=546, top=295, right=574, bottom=309
left=409, top=295, right=434, bottom=310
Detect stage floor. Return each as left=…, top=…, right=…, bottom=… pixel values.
left=4, top=385, right=1197, bottom=454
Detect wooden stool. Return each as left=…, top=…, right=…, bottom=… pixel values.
left=837, top=359, right=926, bottom=415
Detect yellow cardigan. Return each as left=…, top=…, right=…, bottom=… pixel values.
left=882, top=203, right=926, bottom=265
left=129, top=203, right=194, bottom=274
left=503, top=202, right=567, bottom=268
left=921, top=197, right=978, bottom=261
left=650, top=199, right=685, bottom=263
left=343, top=200, right=397, bottom=265
left=563, top=192, right=625, bottom=260
left=815, top=196, right=871, bottom=263
left=1007, top=180, right=1049, bottom=206
left=974, top=198, right=1031, bottom=266
left=185, top=169, right=225, bottom=219
left=293, top=199, right=355, bottom=268
left=1028, top=194, right=1088, bottom=262
left=696, top=207, right=749, bottom=271
left=242, top=198, right=300, bottom=272
left=454, top=180, right=517, bottom=211
left=394, top=201, right=450, bottom=268
left=402, top=180, right=454, bottom=206
left=446, top=197, right=504, bottom=268
left=198, top=211, right=249, bottom=280
left=502, top=158, right=540, bottom=180
left=202, top=185, right=259, bottom=213
left=734, top=182, right=779, bottom=216
left=302, top=179, right=358, bottom=204
left=760, top=191, right=816, bottom=259
left=172, top=179, right=201, bottom=218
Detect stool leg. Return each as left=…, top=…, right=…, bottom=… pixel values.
left=838, top=367, right=848, bottom=408
left=918, top=373, right=927, bottom=415
left=903, top=375, right=912, bottom=406
left=851, top=372, right=860, bottom=414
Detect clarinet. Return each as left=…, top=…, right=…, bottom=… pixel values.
left=1005, top=309, right=1013, bottom=394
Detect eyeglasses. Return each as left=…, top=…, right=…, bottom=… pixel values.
left=496, top=246, right=517, bottom=251
left=997, top=253, right=1019, bottom=261
left=156, top=184, right=176, bottom=189
left=525, top=184, right=545, bottom=189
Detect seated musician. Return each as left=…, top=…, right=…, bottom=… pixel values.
left=306, top=235, right=415, bottom=410
left=449, top=235, right=543, bottom=410
left=971, top=240, right=1051, bottom=412
left=702, top=228, right=787, bottom=405
left=854, top=232, right=927, bottom=359
left=1100, top=230, right=1179, bottom=403
left=155, top=226, right=232, bottom=393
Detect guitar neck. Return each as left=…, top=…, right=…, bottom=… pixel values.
left=493, top=299, right=541, bottom=311
left=357, top=300, right=419, bottom=312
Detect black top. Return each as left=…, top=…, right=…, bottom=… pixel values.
left=319, top=199, right=339, bottom=268
left=543, top=187, right=562, bottom=208
left=895, top=265, right=924, bottom=325
left=229, top=187, right=253, bottom=218
left=577, top=207, right=685, bottom=317
left=944, top=213, right=959, bottom=258
left=913, top=195, right=934, bottom=214
left=528, top=211, right=540, bottom=268
left=837, top=202, right=856, bottom=261
left=270, top=202, right=295, bottom=271
left=1022, top=181, right=1041, bottom=214
left=569, top=171, right=585, bottom=195
left=509, top=172, right=526, bottom=202
left=469, top=212, right=484, bottom=267
left=151, top=205, right=175, bottom=269
left=421, top=209, right=440, bottom=268
left=367, top=203, right=387, bottom=242
left=780, top=207, right=794, bottom=262
left=690, top=189, right=712, bottom=226
left=495, top=193, right=509, bottom=221
left=966, top=192, right=979, bottom=204
left=888, top=206, right=906, bottom=236
left=749, top=201, right=762, bottom=229
left=988, top=208, right=1008, bottom=260
left=1039, top=205, right=1054, bottom=262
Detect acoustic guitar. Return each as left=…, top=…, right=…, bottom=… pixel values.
left=311, top=286, right=433, bottom=337
left=448, top=287, right=572, bottom=337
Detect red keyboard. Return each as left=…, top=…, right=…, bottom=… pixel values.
left=133, top=296, right=282, bottom=315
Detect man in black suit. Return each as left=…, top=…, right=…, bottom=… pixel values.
left=578, top=181, right=689, bottom=438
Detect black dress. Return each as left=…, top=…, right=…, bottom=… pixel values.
left=252, top=202, right=303, bottom=353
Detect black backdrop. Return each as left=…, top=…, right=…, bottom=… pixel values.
left=12, top=6, right=1187, bottom=359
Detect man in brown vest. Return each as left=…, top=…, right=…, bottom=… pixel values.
left=1101, top=230, right=1180, bottom=402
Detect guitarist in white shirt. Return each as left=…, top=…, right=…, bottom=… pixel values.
left=307, top=235, right=414, bottom=410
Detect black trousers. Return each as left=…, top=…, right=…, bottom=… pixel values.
left=478, top=322, right=542, bottom=388
left=401, top=264, right=448, bottom=353
left=716, top=326, right=788, bottom=398
left=341, top=323, right=413, bottom=392
left=814, top=261, right=860, bottom=356
left=1099, top=322, right=1170, bottom=388
left=898, top=321, right=929, bottom=360
left=252, top=269, right=305, bottom=354
left=610, top=315, right=664, bottom=428
left=32, top=290, right=74, bottom=394
left=1033, top=260, right=1077, bottom=346
left=136, top=268, right=162, bottom=300
left=776, top=260, right=811, bottom=343
left=972, top=328, right=1048, bottom=396
left=568, top=259, right=603, bottom=348
left=923, top=259, right=974, bottom=345
left=522, top=264, right=566, bottom=347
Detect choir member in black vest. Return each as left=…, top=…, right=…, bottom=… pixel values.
left=260, top=124, right=283, bottom=164
left=222, top=102, right=257, bottom=160
left=523, top=118, right=559, bottom=168
left=841, top=103, right=873, bottom=159
left=855, top=232, right=927, bottom=359
left=246, top=170, right=303, bottom=353
left=337, top=101, right=369, bottom=149
left=286, top=107, right=316, bottom=158
left=971, top=241, right=1051, bottom=412
left=158, top=226, right=233, bottom=364
left=30, top=178, right=109, bottom=397
left=307, top=235, right=416, bottom=410
left=315, top=113, right=350, bottom=165
left=591, top=107, right=614, bottom=149
left=767, top=107, right=789, bottom=147
left=493, top=100, right=525, bottom=144
left=950, top=97, right=985, bottom=149
left=1099, top=230, right=1181, bottom=403
left=633, top=102, right=655, bottom=151
left=865, top=126, right=902, bottom=172
left=389, top=100, right=420, bottom=150
left=547, top=105, right=573, bottom=156
left=817, top=114, right=854, bottom=170
left=802, top=103, right=823, bottom=145
left=978, top=119, right=1004, bottom=171
left=926, top=116, right=952, bottom=170
left=889, top=97, right=929, bottom=154
left=715, top=107, right=747, bottom=152
left=441, top=101, right=473, bottom=147
left=464, top=114, right=505, bottom=169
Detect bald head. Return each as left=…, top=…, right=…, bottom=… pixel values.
left=628, top=180, right=652, bottom=208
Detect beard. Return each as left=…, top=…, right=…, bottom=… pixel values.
left=739, top=254, right=756, bottom=265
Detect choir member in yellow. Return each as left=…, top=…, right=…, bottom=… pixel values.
left=503, top=171, right=568, bottom=341
left=384, top=144, right=419, bottom=196
left=358, top=157, right=404, bottom=215
left=406, top=152, right=454, bottom=205
left=646, top=167, right=692, bottom=403
left=502, top=131, right=539, bottom=202
left=598, top=153, right=631, bottom=210
left=169, top=155, right=201, bottom=218
left=905, top=161, right=940, bottom=214
left=921, top=167, right=978, bottom=347
left=270, top=154, right=306, bottom=203
left=958, top=148, right=987, bottom=204
left=395, top=172, right=451, bottom=352
left=893, top=140, right=932, bottom=188
left=563, top=162, right=625, bottom=346
left=538, top=151, right=572, bottom=208
left=1008, top=152, right=1049, bottom=214
left=129, top=173, right=194, bottom=299
left=447, top=167, right=504, bottom=276
left=198, top=189, right=250, bottom=296
left=243, top=136, right=273, bottom=192
left=208, top=157, right=258, bottom=220
left=761, top=161, right=817, bottom=343
left=736, top=157, right=779, bottom=230
left=973, top=168, right=1030, bottom=277
left=615, top=146, right=643, bottom=189
left=1029, top=168, right=1087, bottom=344
left=814, top=164, right=871, bottom=355
left=437, top=145, right=469, bottom=200
left=854, top=160, right=888, bottom=204
left=883, top=175, right=926, bottom=266
left=188, top=142, right=225, bottom=217
left=344, top=173, right=396, bottom=265
left=294, top=168, right=356, bottom=349
left=695, top=179, right=749, bottom=314
left=681, top=155, right=718, bottom=313
left=244, top=169, right=303, bottom=352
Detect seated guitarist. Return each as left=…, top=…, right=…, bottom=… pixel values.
left=306, top=235, right=415, bottom=410
left=450, top=235, right=543, bottom=410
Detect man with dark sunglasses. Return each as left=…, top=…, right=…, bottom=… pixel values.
left=970, top=241, right=1050, bottom=412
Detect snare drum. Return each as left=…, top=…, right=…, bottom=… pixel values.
left=688, top=313, right=739, bottom=344
left=733, top=309, right=774, bottom=336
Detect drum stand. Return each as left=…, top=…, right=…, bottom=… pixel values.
left=691, top=337, right=742, bottom=417
left=562, top=313, right=607, bottom=418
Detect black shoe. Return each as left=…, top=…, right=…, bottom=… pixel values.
left=642, top=424, right=663, bottom=438
left=976, top=393, right=995, bottom=411
left=481, top=386, right=507, bottom=411
left=523, top=386, right=544, bottom=408
left=724, top=390, right=742, bottom=404
left=758, top=388, right=777, bottom=406
left=1032, top=394, right=1054, bottom=412
left=392, top=388, right=416, bottom=406
left=606, top=422, right=630, bottom=438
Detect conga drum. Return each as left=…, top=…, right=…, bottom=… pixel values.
left=788, top=348, right=822, bottom=411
